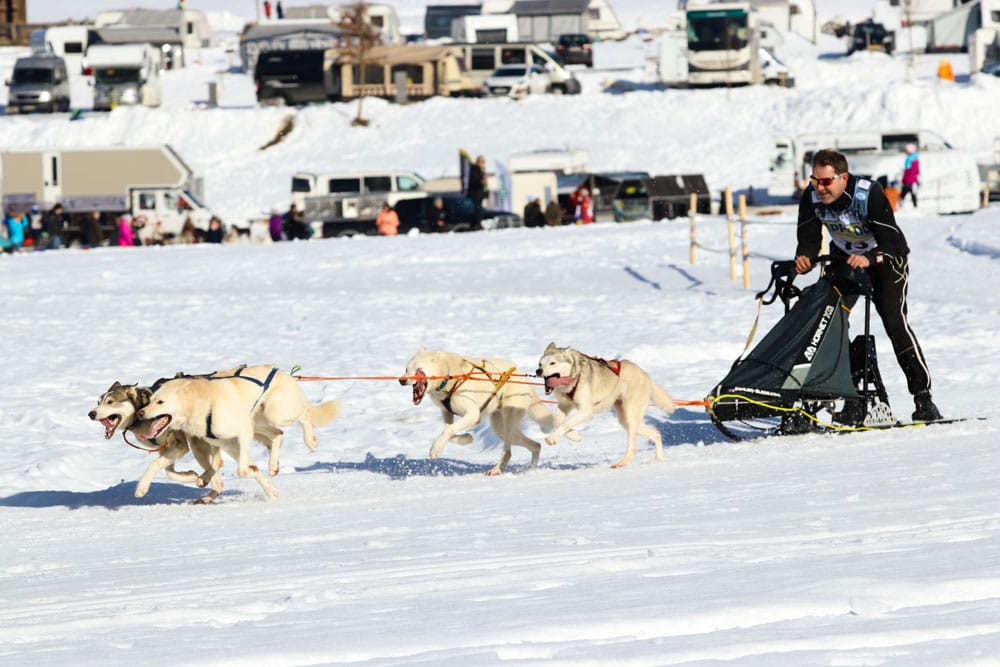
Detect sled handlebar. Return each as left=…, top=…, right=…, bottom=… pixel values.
left=759, top=255, right=871, bottom=306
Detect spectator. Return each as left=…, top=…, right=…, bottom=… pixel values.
left=376, top=202, right=400, bottom=236
left=81, top=211, right=105, bottom=248
left=178, top=216, right=199, bottom=244
left=276, top=1, right=284, bottom=19
left=465, top=154, right=488, bottom=228
left=523, top=195, right=545, bottom=228
left=429, top=197, right=448, bottom=232
left=205, top=216, right=225, bottom=243
left=40, top=203, right=66, bottom=250
left=131, top=215, right=147, bottom=246
left=117, top=214, right=136, bottom=246
left=283, top=203, right=311, bottom=240
left=900, top=143, right=919, bottom=208
left=575, top=187, right=593, bottom=224
left=268, top=209, right=284, bottom=242
left=544, top=198, right=562, bottom=226
left=4, top=208, right=30, bottom=252
left=148, top=219, right=166, bottom=246
left=263, top=0, right=272, bottom=19
left=29, top=204, right=43, bottom=247
left=0, top=212, right=10, bottom=254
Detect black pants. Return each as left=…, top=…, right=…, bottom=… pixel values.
left=842, top=255, right=932, bottom=396
left=900, top=183, right=917, bottom=207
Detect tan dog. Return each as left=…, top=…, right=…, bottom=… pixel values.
left=536, top=342, right=675, bottom=468
left=399, top=348, right=572, bottom=475
left=138, top=365, right=340, bottom=499
left=89, top=380, right=224, bottom=502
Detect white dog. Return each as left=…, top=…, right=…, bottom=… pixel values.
left=89, top=380, right=225, bottom=502
left=138, top=365, right=340, bottom=499
left=400, top=348, right=574, bottom=475
left=536, top=342, right=675, bottom=468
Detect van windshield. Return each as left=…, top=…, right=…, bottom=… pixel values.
left=12, top=67, right=54, bottom=84
left=95, top=67, right=141, bottom=85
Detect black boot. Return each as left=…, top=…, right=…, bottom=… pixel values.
left=912, top=391, right=942, bottom=422
left=832, top=398, right=866, bottom=426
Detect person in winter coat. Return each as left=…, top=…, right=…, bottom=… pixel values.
left=544, top=198, right=562, bottom=226
left=523, top=196, right=545, bottom=228
left=205, top=216, right=225, bottom=243
left=429, top=197, right=448, bottom=232
left=117, top=214, right=135, bottom=246
left=4, top=208, right=29, bottom=252
left=283, top=203, right=311, bottom=240
left=465, top=155, right=488, bottom=228
left=81, top=211, right=105, bottom=248
left=574, top=188, right=593, bottom=224
left=901, top=143, right=919, bottom=208
left=795, top=148, right=941, bottom=423
left=375, top=202, right=399, bottom=235
left=268, top=209, right=283, bottom=241
left=40, top=203, right=66, bottom=250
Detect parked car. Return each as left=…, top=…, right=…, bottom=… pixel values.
left=760, top=48, right=795, bottom=87
left=482, top=64, right=550, bottom=96
left=254, top=49, right=328, bottom=105
left=555, top=33, right=594, bottom=67
left=5, top=55, right=71, bottom=114
left=847, top=20, right=894, bottom=56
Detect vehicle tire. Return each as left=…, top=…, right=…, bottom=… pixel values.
left=449, top=223, right=472, bottom=233
left=335, top=229, right=359, bottom=238
left=551, top=85, right=565, bottom=95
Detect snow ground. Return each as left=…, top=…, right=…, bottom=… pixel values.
left=2, top=2, right=1000, bottom=665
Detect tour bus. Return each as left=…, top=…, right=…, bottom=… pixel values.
left=685, top=1, right=761, bottom=87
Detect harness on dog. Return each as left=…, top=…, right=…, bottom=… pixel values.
left=203, top=365, right=280, bottom=439
left=565, top=356, right=622, bottom=400
left=437, top=362, right=516, bottom=415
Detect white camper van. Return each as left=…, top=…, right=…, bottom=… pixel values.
left=451, top=14, right=519, bottom=43
left=849, top=150, right=981, bottom=215
left=85, top=43, right=163, bottom=110
left=43, top=25, right=92, bottom=75
left=769, top=130, right=953, bottom=200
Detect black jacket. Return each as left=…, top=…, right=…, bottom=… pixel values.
left=796, top=173, right=909, bottom=263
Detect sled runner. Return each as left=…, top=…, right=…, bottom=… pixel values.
left=706, top=256, right=895, bottom=440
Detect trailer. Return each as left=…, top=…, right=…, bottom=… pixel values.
left=1, top=145, right=214, bottom=245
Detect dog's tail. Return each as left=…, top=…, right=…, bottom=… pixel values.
left=528, top=398, right=556, bottom=432
left=651, top=382, right=676, bottom=414
left=309, top=399, right=341, bottom=427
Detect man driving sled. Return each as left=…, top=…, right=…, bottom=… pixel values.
left=795, top=148, right=942, bottom=423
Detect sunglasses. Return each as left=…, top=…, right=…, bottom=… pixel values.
left=809, top=174, right=843, bottom=187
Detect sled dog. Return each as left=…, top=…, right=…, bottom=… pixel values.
left=138, top=365, right=341, bottom=499
left=536, top=342, right=675, bottom=468
left=89, top=380, right=225, bottom=502
left=400, top=348, right=574, bottom=475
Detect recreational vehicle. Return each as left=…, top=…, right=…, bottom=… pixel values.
left=1, top=145, right=215, bottom=244
left=85, top=43, right=163, bottom=110
left=324, top=45, right=470, bottom=100
left=768, top=130, right=954, bottom=200
left=849, top=150, right=982, bottom=215
left=451, top=14, right=520, bottom=43
left=685, top=1, right=762, bottom=86
left=42, top=25, right=92, bottom=74
left=291, top=170, right=427, bottom=214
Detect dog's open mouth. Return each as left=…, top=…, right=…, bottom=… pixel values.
left=140, top=415, right=172, bottom=441
left=98, top=415, right=121, bottom=439
left=544, top=374, right=576, bottom=395
left=412, top=369, right=427, bottom=405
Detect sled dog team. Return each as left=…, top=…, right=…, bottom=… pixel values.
left=89, top=344, right=675, bottom=502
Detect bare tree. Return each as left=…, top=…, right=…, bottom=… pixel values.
left=337, top=3, right=381, bottom=127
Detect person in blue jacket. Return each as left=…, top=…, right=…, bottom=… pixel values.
left=4, top=208, right=29, bottom=252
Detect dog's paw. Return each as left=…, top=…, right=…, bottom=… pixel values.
left=486, top=466, right=504, bottom=476
left=565, top=430, right=582, bottom=442
left=269, top=465, right=280, bottom=477
left=134, top=486, right=148, bottom=499
left=450, top=434, right=474, bottom=445
left=545, top=434, right=559, bottom=446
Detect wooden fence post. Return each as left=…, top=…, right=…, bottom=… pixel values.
left=688, top=191, right=698, bottom=265
left=724, top=187, right=737, bottom=281
left=739, top=194, right=750, bottom=288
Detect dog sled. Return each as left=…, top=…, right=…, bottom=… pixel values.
left=706, top=255, right=896, bottom=440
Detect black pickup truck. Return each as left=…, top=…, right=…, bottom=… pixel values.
left=320, top=193, right=521, bottom=237
left=847, top=20, right=895, bottom=56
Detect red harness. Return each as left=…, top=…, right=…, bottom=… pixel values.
left=566, top=356, right=622, bottom=399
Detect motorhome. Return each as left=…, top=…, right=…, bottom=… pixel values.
left=768, top=130, right=954, bottom=200
left=1, top=145, right=214, bottom=244
left=849, top=150, right=982, bottom=215
left=452, top=42, right=581, bottom=95
left=42, top=25, right=92, bottom=75
left=325, top=45, right=470, bottom=101
left=684, top=1, right=762, bottom=86
left=85, top=43, right=163, bottom=110
left=451, top=14, right=520, bottom=43
left=506, top=148, right=589, bottom=213
left=5, top=55, right=71, bottom=114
